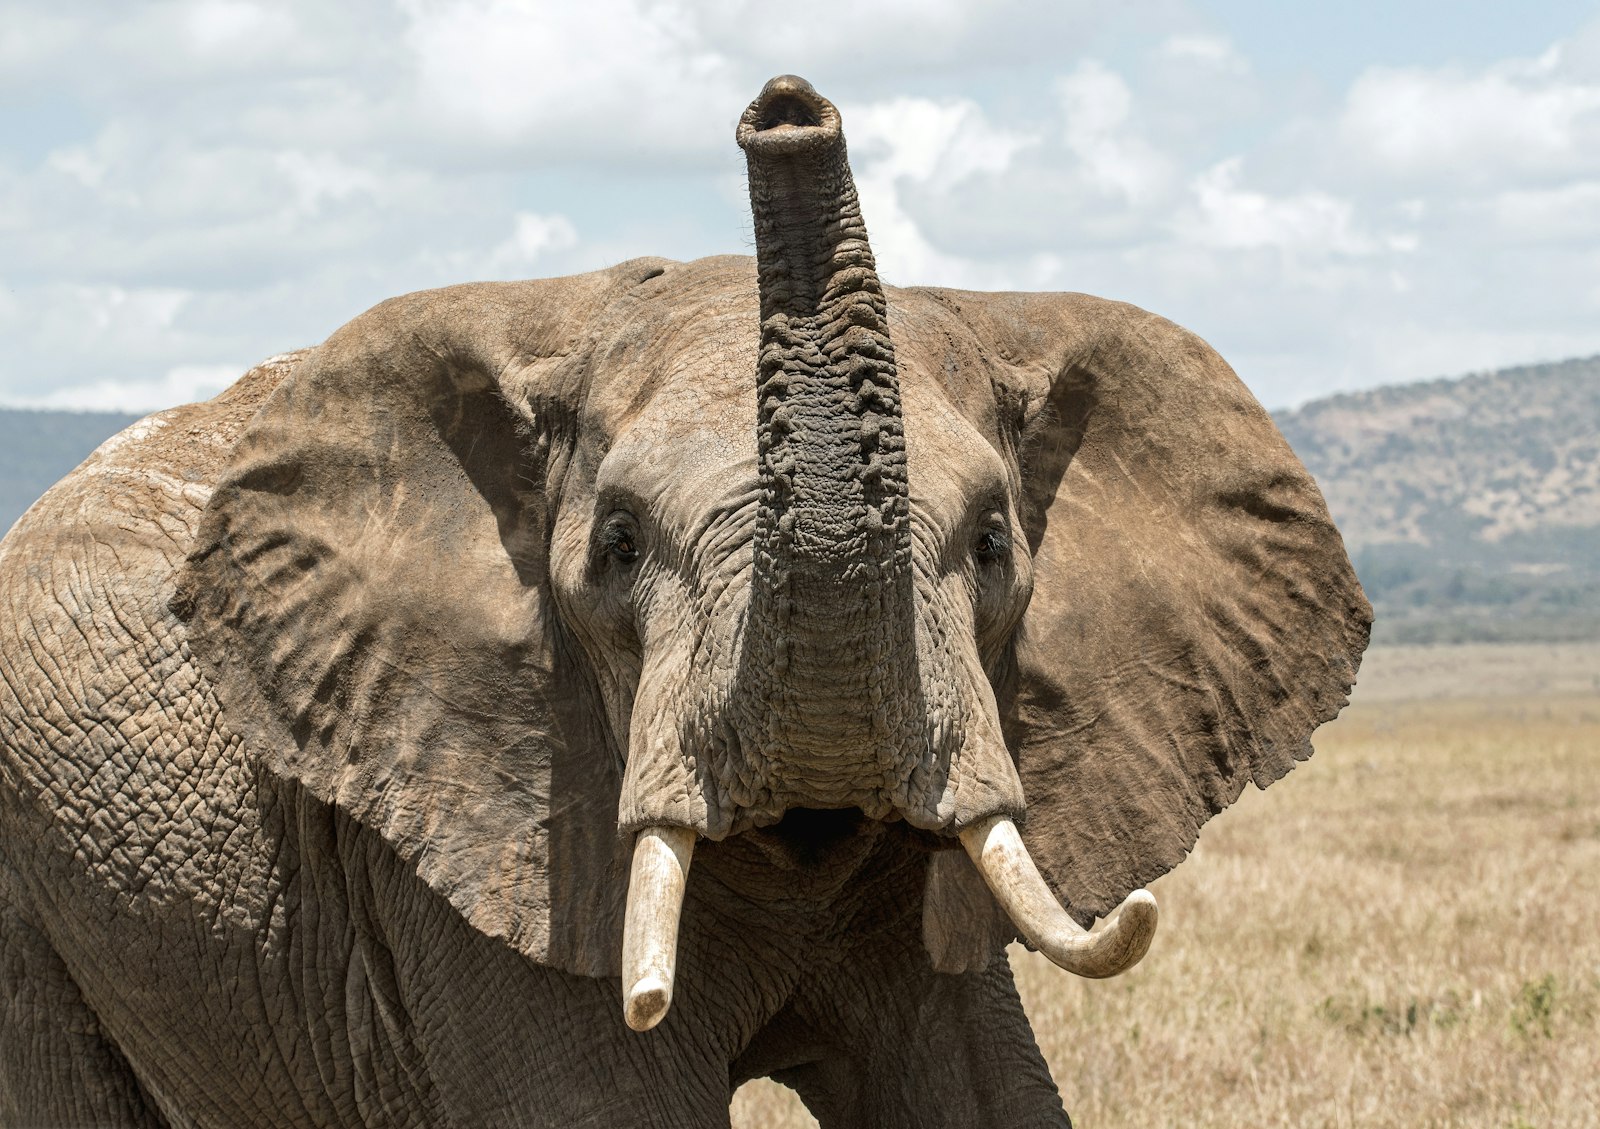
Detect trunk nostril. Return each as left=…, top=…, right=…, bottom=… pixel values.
left=758, top=93, right=821, bottom=131
left=737, top=74, right=839, bottom=153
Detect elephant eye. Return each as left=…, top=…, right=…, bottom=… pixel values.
left=974, top=526, right=1011, bottom=563
left=601, top=515, right=640, bottom=565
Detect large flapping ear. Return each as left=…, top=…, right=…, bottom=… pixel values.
left=963, top=291, right=1371, bottom=926
left=175, top=261, right=669, bottom=977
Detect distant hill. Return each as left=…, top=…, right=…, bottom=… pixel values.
left=0, top=408, right=142, bottom=536
left=1274, top=355, right=1600, bottom=644
left=5, top=356, right=1599, bottom=645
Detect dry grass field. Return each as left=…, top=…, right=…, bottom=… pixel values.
left=732, top=643, right=1600, bottom=1127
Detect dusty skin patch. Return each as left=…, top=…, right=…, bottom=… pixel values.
left=733, top=642, right=1600, bottom=1128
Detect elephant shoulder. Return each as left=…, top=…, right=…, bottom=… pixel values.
left=0, top=357, right=305, bottom=928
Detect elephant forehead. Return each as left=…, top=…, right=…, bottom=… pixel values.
left=593, top=332, right=758, bottom=503
left=577, top=301, right=753, bottom=426
left=619, top=337, right=757, bottom=442
left=902, top=382, right=1010, bottom=530
left=598, top=419, right=757, bottom=516
left=887, top=288, right=1015, bottom=431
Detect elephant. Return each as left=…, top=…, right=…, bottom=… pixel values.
left=0, top=75, right=1370, bottom=1128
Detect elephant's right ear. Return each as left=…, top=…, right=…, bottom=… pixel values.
left=956, top=289, right=1371, bottom=928
left=174, top=262, right=668, bottom=978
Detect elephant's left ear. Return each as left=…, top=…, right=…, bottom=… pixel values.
left=957, top=289, right=1371, bottom=926
left=175, top=263, right=669, bottom=978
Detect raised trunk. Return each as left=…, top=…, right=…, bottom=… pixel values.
left=613, top=79, right=1155, bottom=1033
left=734, top=76, right=920, bottom=812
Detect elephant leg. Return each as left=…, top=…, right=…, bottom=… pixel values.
left=743, top=948, right=1070, bottom=1129
left=0, top=904, right=168, bottom=1129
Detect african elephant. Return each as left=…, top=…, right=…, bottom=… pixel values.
left=0, top=76, right=1369, bottom=1127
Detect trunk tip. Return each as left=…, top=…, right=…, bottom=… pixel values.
left=625, top=976, right=672, bottom=1032
left=738, top=74, right=841, bottom=154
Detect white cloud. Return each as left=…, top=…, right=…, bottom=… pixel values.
left=846, top=97, right=1039, bottom=287
left=0, top=10, right=79, bottom=86
left=1157, top=33, right=1248, bottom=73
left=479, top=211, right=581, bottom=278
left=183, top=1, right=295, bottom=56
left=45, top=146, right=112, bottom=192
left=1180, top=157, right=1395, bottom=257
left=1339, top=54, right=1600, bottom=182
left=1487, top=180, right=1600, bottom=241
left=696, top=0, right=975, bottom=67
left=851, top=98, right=1035, bottom=187
left=0, top=4, right=358, bottom=96
left=690, top=0, right=1105, bottom=83
left=397, top=0, right=1107, bottom=166
left=504, top=212, right=580, bottom=259
left=1056, top=63, right=1173, bottom=204
left=20, top=365, right=243, bottom=413
left=73, top=284, right=191, bottom=335
left=400, top=0, right=740, bottom=159
left=274, top=151, right=386, bottom=217
left=0, top=283, right=224, bottom=409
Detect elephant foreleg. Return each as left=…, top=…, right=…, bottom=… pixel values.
left=0, top=905, right=168, bottom=1129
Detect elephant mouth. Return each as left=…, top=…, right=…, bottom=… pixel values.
left=618, top=807, right=1158, bottom=1032
left=739, top=806, right=873, bottom=869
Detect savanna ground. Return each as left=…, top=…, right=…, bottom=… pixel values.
left=732, top=643, right=1600, bottom=1128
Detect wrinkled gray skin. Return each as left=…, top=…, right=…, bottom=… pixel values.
left=0, top=78, right=1370, bottom=1127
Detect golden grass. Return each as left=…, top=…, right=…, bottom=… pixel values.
left=733, top=645, right=1600, bottom=1127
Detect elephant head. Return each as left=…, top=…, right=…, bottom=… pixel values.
left=174, top=76, right=1369, bottom=1034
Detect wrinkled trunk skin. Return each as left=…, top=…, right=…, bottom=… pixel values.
left=730, top=77, right=923, bottom=821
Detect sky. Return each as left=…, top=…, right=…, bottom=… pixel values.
left=3, top=0, right=1599, bottom=412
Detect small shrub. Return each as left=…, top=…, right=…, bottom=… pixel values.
left=1511, top=975, right=1558, bottom=1040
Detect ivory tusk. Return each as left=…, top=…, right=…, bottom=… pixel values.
left=960, top=814, right=1157, bottom=979
left=621, top=825, right=697, bottom=1032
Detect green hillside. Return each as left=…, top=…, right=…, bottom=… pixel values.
left=1274, top=355, right=1600, bottom=644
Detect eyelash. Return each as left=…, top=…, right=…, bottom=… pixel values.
left=974, top=527, right=1011, bottom=562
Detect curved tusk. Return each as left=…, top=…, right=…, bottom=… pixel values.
left=621, top=825, right=697, bottom=1032
left=960, top=814, right=1157, bottom=979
